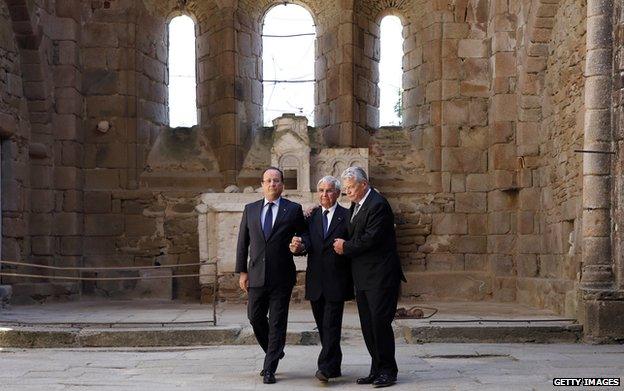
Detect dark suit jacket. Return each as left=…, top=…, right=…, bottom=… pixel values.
left=344, top=189, right=406, bottom=291
left=235, top=197, right=306, bottom=288
left=301, top=204, right=354, bottom=302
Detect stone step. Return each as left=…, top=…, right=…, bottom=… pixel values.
left=0, top=322, right=582, bottom=348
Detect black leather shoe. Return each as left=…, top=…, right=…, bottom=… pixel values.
left=372, top=374, right=396, bottom=388
left=263, top=371, right=276, bottom=384
left=259, top=352, right=285, bottom=376
left=315, top=370, right=329, bottom=382
left=356, top=374, right=376, bottom=384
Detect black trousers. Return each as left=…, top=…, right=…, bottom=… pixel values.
left=247, top=284, right=293, bottom=373
left=310, top=296, right=345, bottom=376
left=355, top=285, right=399, bottom=378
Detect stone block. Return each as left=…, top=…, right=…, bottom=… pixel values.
left=518, top=211, right=534, bottom=234
left=488, top=211, right=511, bottom=234
left=403, top=271, right=492, bottom=300
left=29, top=213, right=53, bottom=236
left=124, top=215, right=156, bottom=236
left=455, top=192, right=486, bottom=213
left=492, top=51, right=516, bottom=77
left=3, top=217, right=27, bottom=238
left=84, top=191, right=112, bottom=213
left=53, top=114, right=81, bottom=141
left=441, top=147, right=485, bottom=173
left=488, top=190, right=516, bottom=211
left=95, top=143, right=128, bottom=169
left=85, top=169, right=120, bottom=189
left=490, top=94, right=517, bottom=122
left=31, top=236, right=56, bottom=256
left=54, top=213, right=83, bottom=236
left=465, top=254, right=487, bottom=271
left=466, top=174, right=489, bottom=192
left=451, top=235, right=487, bottom=253
left=519, top=188, right=541, bottom=210
left=458, top=39, right=488, bottom=58
left=54, top=166, right=83, bottom=190
left=426, top=253, right=464, bottom=271
left=488, top=254, right=514, bottom=276
left=442, top=100, right=469, bottom=125
left=30, top=164, right=53, bottom=189
left=85, top=214, right=124, bottom=236
left=62, top=190, right=83, bottom=212
left=517, top=234, right=541, bottom=254
left=432, top=214, right=468, bottom=235
left=48, top=17, right=78, bottom=41
left=487, top=234, right=516, bottom=254
left=83, top=22, right=118, bottom=47
left=467, top=214, right=487, bottom=235
left=30, top=189, right=55, bottom=213
left=60, top=236, right=83, bottom=255
left=133, top=269, right=173, bottom=300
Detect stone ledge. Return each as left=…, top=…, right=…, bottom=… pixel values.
left=0, top=322, right=583, bottom=348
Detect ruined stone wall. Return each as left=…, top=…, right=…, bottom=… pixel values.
left=366, top=0, right=493, bottom=302
left=1, top=1, right=31, bottom=279
left=515, top=0, right=585, bottom=316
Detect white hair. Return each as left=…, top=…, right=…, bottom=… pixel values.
left=340, top=166, right=368, bottom=183
left=317, top=175, right=341, bottom=192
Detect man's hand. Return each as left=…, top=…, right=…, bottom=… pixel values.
left=239, top=272, right=249, bottom=293
left=304, top=205, right=319, bottom=218
left=290, top=236, right=304, bottom=254
left=333, top=238, right=345, bottom=255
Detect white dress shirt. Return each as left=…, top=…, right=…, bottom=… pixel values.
left=261, top=197, right=280, bottom=228
left=321, top=202, right=338, bottom=233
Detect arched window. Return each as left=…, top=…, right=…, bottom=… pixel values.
left=379, top=15, right=403, bottom=126
left=262, top=4, right=315, bottom=126
left=168, top=15, right=198, bottom=127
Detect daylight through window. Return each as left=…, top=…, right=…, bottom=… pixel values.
left=168, top=15, right=198, bottom=128
left=379, top=15, right=403, bottom=126
left=262, top=4, right=316, bottom=126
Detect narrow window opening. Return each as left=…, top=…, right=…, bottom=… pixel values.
left=168, top=15, right=198, bottom=128
left=379, top=15, right=404, bottom=126
left=262, top=4, right=316, bottom=126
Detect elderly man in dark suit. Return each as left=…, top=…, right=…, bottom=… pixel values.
left=290, top=176, right=353, bottom=383
left=333, top=166, right=406, bottom=388
left=235, top=167, right=307, bottom=384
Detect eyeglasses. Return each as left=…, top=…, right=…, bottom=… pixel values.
left=262, top=179, right=282, bottom=184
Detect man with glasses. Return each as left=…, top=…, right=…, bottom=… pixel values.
left=235, top=167, right=307, bottom=384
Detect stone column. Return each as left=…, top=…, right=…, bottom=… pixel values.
left=581, top=0, right=614, bottom=291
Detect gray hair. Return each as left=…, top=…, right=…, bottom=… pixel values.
left=317, top=175, right=341, bottom=192
left=340, top=166, right=368, bottom=183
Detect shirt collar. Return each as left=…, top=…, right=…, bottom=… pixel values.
left=322, top=203, right=338, bottom=214
left=263, top=197, right=281, bottom=208
left=357, top=188, right=372, bottom=207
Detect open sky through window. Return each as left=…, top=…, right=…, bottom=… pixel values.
left=168, top=15, right=198, bottom=128
left=263, top=4, right=315, bottom=126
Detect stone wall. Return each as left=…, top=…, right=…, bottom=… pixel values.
left=2, top=0, right=623, bottom=341
left=515, top=0, right=585, bottom=316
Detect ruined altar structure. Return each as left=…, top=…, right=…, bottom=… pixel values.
left=196, top=114, right=368, bottom=302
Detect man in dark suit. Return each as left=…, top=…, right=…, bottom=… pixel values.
left=235, top=167, right=306, bottom=384
left=290, top=176, right=353, bottom=383
left=333, top=166, right=406, bottom=388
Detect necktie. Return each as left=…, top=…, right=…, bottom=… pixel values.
left=351, top=203, right=360, bottom=222
left=263, top=202, right=274, bottom=239
left=322, top=209, right=330, bottom=238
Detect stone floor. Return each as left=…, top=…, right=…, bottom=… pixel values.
left=0, top=343, right=623, bottom=390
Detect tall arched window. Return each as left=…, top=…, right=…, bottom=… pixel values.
left=262, top=4, right=315, bottom=126
left=168, top=15, right=198, bottom=127
left=379, top=15, right=403, bottom=126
